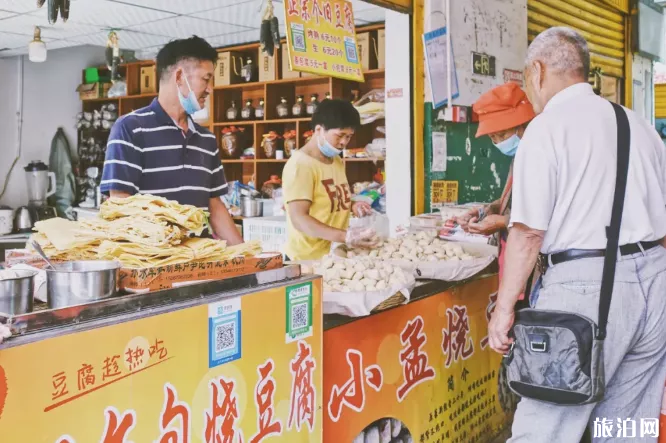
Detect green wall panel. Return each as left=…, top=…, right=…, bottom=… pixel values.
left=423, top=104, right=513, bottom=213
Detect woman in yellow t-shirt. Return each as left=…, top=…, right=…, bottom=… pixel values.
left=282, top=99, right=377, bottom=261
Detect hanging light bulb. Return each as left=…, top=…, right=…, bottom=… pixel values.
left=28, top=26, right=47, bottom=63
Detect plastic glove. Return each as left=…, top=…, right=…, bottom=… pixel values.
left=345, top=227, right=380, bottom=249
left=351, top=201, right=373, bottom=217
left=0, top=323, right=11, bottom=344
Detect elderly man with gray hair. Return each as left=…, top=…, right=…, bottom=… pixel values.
left=487, top=27, right=666, bottom=442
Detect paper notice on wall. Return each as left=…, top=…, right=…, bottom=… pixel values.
left=423, top=26, right=459, bottom=109
left=431, top=132, right=447, bottom=172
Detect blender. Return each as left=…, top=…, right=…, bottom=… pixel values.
left=22, top=161, right=57, bottom=226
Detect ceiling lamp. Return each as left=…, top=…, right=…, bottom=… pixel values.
left=28, top=26, right=47, bottom=63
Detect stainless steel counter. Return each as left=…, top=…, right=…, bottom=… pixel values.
left=0, top=264, right=308, bottom=348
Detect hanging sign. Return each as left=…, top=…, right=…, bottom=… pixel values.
left=284, top=0, right=364, bottom=82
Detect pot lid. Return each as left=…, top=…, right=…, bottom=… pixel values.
left=24, top=161, right=48, bottom=172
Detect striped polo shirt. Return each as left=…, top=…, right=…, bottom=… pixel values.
left=101, top=99, right=227, bottom=209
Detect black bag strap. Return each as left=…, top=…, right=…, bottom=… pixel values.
left=597, top=102, right=631, bottom=340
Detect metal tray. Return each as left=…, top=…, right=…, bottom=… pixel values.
left=0, top=265, right=302, bottom=338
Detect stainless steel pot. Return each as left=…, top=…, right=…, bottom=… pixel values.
left=0, top=269, right=37, bottom=315
left=46, top=261, right=121, bottom=309
left=240, top=196, right=263, bottom=217
left=14, top=206, right=33, bottom=233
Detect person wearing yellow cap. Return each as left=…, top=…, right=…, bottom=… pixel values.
left=454, top=82, right=536, bottom=303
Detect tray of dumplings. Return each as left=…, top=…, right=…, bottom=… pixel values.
left=334, top=230, right=498, bottom=281
left=300, top=256, right=416, bottom=317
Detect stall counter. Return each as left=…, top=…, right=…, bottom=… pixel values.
left=0, top=266, right=323, bottom=442
left=323, top=272, right=513, bottom=443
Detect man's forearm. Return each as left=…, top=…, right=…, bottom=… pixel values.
left=497, top=223, right=544, bottom=312
left=209, top=199, right=243, bottom=245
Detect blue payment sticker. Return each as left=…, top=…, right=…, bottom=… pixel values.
left=208, top=297, right=241, bottom=368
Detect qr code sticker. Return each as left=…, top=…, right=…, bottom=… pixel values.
left=346, top=45, right=357, bottom=61
left=293, top=33, right=306, bottom=51
left=291, top=303, right=309, bottom=330
left=215, top=322, right=236, bottom=353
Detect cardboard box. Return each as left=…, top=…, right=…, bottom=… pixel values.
left=357, top=32, right=371, bottom=72
left=377, top=29, right=385, bottom=69
left=258, top=48, right=277, bottom=82
left=76, top=82, right=111, bottom=100
left=140, top=66, right=157, bottom=94
left=215, top=51, right=242, bottom=86
left=119, top=252, right=283, bottom=292
left=5, top=249, right=56, bottom=269
left=281, top=45, right=300, bottom=79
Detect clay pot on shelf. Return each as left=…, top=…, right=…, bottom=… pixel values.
left=283, top=130, right=297, bottom=158
left=262, top=131, right=282, bottom=159
left=220, top=126, right=245, bottom=159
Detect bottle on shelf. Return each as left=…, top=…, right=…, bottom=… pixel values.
left=306, top=94, right=319, bottom=116
left=292, top=95, right=305, bottom=117
left=226, top=100, right=239, bottom=121
left=255, top=98, right=265, bottom=119
left=241, top=99, right=254, bottom=120
left=277, top=97, right=290, bottom=118
left=240, top=57, right=256, bottom=82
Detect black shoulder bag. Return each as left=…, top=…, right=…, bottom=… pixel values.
left=504, top=102, right=630, bottom=405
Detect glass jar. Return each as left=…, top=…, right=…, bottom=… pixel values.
left=306, top=94, right=319, bottom=116
left=241, top=99, right=254, bottom=120
left=240, top=58, right=255, bottom=82
left=226, top=101, right=239, bottom=121
left=276, top=97, right=289, bottom=118
left=255, top=98, right=265, bottom=119
left=292, top=95, right=305, bottom=117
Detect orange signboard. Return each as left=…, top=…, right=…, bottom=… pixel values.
left=323, top=275, right=510, bottom=442
left=0, top=281, right=322, bottom=442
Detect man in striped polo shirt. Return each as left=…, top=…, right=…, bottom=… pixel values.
left=101, top=36, right=242, bottom=244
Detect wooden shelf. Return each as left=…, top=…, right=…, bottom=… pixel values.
left=221, top=159, right=253, bottom=163
left=82, top=97, right=119, bottom=103
left=344, top=157, right=385, bottom=162
left=82, top=23, right=385, bottom=190
left=121, top=93, right=157, bottom=100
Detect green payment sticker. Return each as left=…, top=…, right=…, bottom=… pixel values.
left=286, top=282, right=313, bottom=343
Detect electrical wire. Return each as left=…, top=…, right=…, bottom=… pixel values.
left=0, top=55, right=24, bottom=201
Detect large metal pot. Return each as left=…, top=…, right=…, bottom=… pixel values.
left=0, top=269, right=37, bottom=315
left=46, top=261, right=121, bottom=309
left=241, top=196, right=263, bottom=218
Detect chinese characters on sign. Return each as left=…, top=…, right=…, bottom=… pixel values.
left=284, top=0, right=364, bottom=81
left=441, top=305, right=475, bottom=368
left=397, top=316, right=436, bottom=402
left=431, top=180, right=459, bottom=205
left=56, top=347, right=321, bottom=443
left=328, top=349, right=383, bottom=422
left=49, top=337, right=170, bottom=406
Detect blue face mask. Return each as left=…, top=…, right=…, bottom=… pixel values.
left=494, top=133, right=520, bottom=157
left=317, top=135, right=342, bottom=158
left=177, top=75, right=202, bottom=115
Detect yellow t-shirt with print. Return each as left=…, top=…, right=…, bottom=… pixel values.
left=283, top=150, right=351, bottom=260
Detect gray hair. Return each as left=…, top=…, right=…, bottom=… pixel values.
left=525, top=27, right=590, bottom=78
